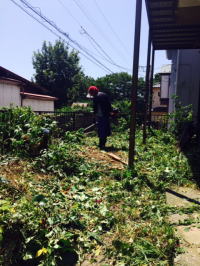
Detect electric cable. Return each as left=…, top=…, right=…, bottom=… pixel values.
left=56, top=0, right=115, bottom=63
left=10, top=0, right=113, bottom=74
left=56, top=0, right=131, bottom=71
left=14, top=0, right=114, bottom=74
left=81, top=27, right=132, bottom=72
left=72, top=0, right=128, bottom=59
left=93, top=0, right=129, bottom=57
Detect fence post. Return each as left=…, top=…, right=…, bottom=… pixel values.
left=73, top=112, right=76, bottom=130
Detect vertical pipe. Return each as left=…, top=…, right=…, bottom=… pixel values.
left=197, top=82, right=200, bottom=143
left=148, top=48, right=155, bottom=124
left=128, top=0, right=142, bottom=168
left=73, top=112, right=76, bottom=130
left=143, top=31, right=151, bottom=144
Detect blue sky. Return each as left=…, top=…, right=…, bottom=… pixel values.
left=1, top=0, right=170, bottom=80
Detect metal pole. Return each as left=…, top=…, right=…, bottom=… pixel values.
left=197, top=82, right=200, bottom=143
left=143, top=31, right=151, bottom=144
left=148, top=48, right=155, bottom=125
left=128, top=0, right=142, bottom=168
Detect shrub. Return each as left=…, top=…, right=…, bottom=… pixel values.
left=0, top=107, right=57, bottom=156
left=168, top=97, right=193, bottom=137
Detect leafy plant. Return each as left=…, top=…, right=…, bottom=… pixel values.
left=0, top=107, right=57, bottom=156
left=168, top=96, right=193, bottom=136
left=33, top=141, right=84, bottom=178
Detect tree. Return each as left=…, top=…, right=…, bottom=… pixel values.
left=68, top=73, right=95, bottom=103
left=95, top=73, right=145, bottom=109
left=154, top=73, right=161, bottom=84
left=32, top=40, right=81, bottom=107
left=96, top=72, right=132, bottom=100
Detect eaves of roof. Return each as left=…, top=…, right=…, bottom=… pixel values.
left=20, top=92, right=58, bottom=101
left=145, top=0, right=200, bottom=50
left=0, top=66, right=50, bottom=95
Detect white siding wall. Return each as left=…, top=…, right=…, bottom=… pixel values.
left=0, top=82, right=21, bottom=107
left=23, top=98, right=54, bottom=111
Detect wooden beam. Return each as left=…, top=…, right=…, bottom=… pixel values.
left=178, top=0, right=200, bottom=8
left=155, top=44, right=200, bottom=49
left=153, top=32, right=200, bottom=37
left=152, top=24, right=200, bottom=29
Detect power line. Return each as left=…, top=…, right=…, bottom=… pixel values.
left=56, top=0, right=131, bottom=72
left=72, top=0, right=111, bottom=43
left=56, top=0, right=114, bottom=64
left=80, top=27, right=131, bottom=72
left=80, top=29, right=114, bottom=63
left=12, top=0, right=114, bottom=74
left=10, top=0, right=112, bottom=74
left=93, top=0, right=129, bottom=58
left=12, top=0, right=104, bottom=73
left=72, top=0, right=127, bottom=60
left=56, top=0, right=81, bottom=28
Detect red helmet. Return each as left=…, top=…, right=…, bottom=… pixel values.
left=87, top=86, right=99, bottom=98
left=88, top=86, right=99, bottom=93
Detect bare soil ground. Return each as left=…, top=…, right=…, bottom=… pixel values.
left=79, top=146, right=126, bottom=170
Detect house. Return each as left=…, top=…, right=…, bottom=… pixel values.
left=71, top=102, right=88, bottom=108
left=159, top=65, right=171, bottom=107
left=152, top=83, right=168, bottom=113
left=0, top=66, right=57, bottom=111
left=151, top=65, right=171, bottom=114
left=167, top=49, right=200, bottom=122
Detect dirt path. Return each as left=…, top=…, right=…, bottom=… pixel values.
left=166, top=187, right=200, bottom=265
left=79, top=146, right=127, bottom=170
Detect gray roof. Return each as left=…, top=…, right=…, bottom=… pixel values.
left=160, top=64, right=171, bottom=73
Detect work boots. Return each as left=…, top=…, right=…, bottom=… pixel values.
left=99, top=137, right=107, bottom=150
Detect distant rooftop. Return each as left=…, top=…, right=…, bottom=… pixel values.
left=153, top=83, right=160, bottom=88
left=160, top=64, right=171, bottom=74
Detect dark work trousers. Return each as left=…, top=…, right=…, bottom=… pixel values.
left=96, top=116, right=111, bottom=148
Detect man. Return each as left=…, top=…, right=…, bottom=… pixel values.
left=87, top=86, right=112, bottom=150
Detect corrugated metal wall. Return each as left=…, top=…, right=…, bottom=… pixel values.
left=0, top=82, right=21, bottom=107
left=23, top=98, right=54, bottom=111
left=0, top=81, right=54, bottom=111
left=168, top=49, right=200, bottom=120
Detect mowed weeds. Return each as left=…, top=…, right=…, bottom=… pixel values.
left=0, top=108, right=195, bottom=265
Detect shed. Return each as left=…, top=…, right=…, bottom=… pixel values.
left=0, top=66, right=57, bottom=111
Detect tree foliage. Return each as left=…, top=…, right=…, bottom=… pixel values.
left=68, top=73, right=95, bottom=103
left=95, top=73, right=145, bottom=113
left=154, top=73, right=161, bottom=84
left=32, top=40, right=81, bottom=107
left=95, top=72, right=132, bottom=100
